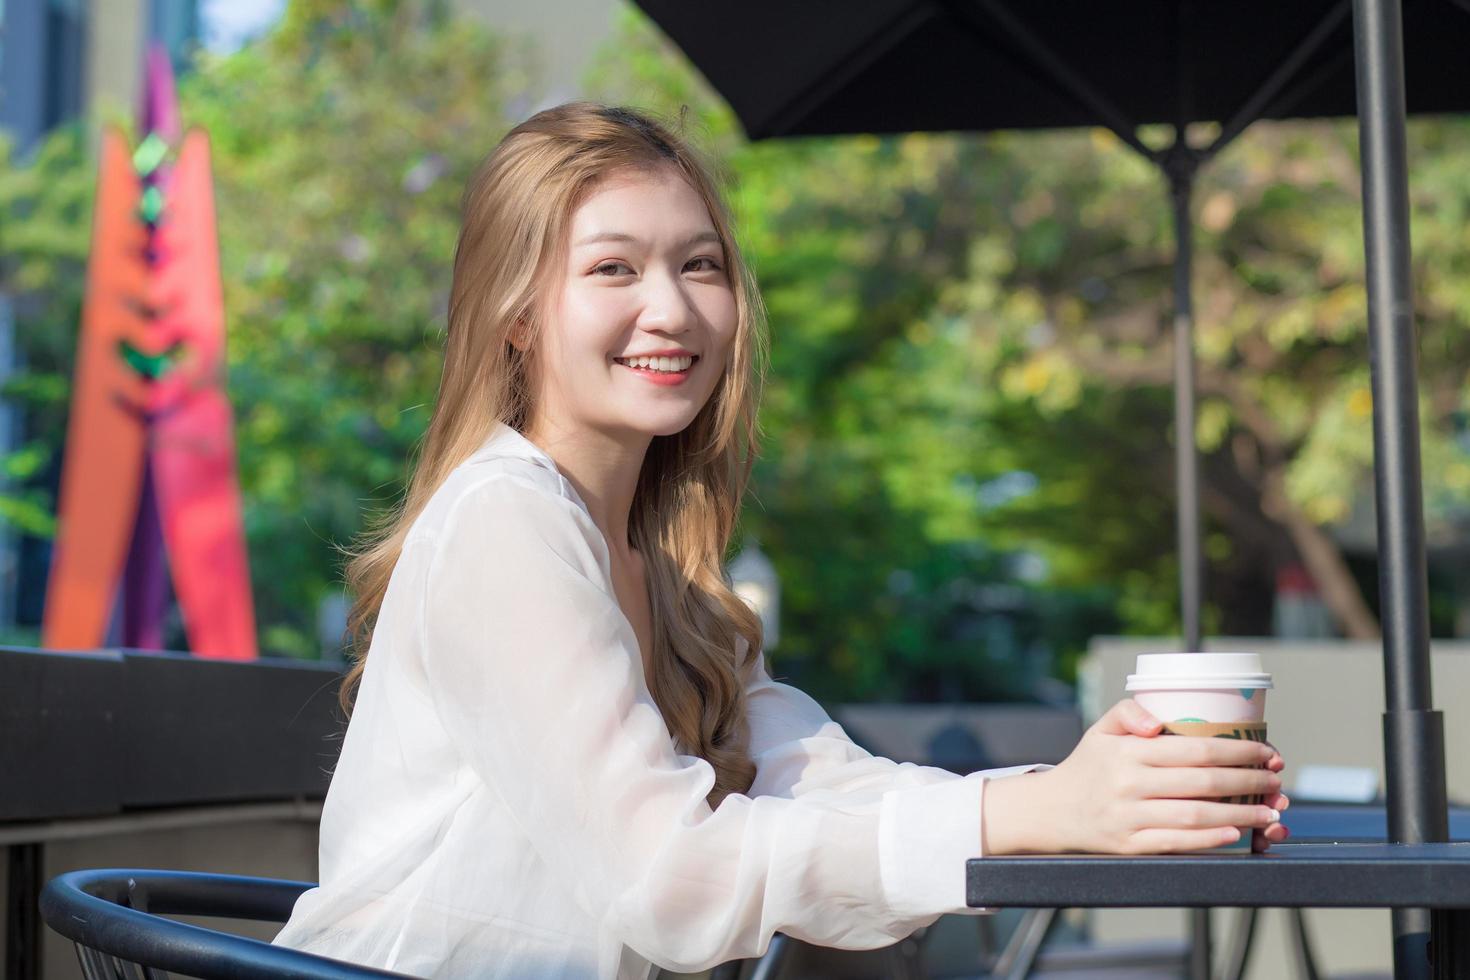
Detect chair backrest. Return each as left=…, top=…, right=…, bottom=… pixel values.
left=40, top=869, right=410, bottom=979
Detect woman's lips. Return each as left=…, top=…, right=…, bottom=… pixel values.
left=618, top=361, right=692, bottom=386
left=614, top=354, right=698, bottom=387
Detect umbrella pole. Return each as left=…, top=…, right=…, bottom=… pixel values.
left=1166, top=150, right=1204, bottom=655
left=1350, top=0, right=1451, bottom=976
left=1163, top=138, right=1214, bottom=980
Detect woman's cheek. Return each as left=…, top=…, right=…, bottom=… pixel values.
left=711, top=300, right=739, bottom=358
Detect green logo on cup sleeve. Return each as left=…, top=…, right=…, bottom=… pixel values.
left=1162, top=720, right=1268, bottom=743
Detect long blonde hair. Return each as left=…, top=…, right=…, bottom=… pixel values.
left=342, top=103, right=767, bottom=807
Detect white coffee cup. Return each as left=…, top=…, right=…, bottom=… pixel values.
left=1126, top=652, right=1273, bottom=852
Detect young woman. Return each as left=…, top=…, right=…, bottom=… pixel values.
left=273, top=103, right=1289, bottom=979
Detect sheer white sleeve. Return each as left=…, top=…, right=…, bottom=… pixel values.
left=742, top=653, right=1048, bottom=918
left=418, top=472, right=1030, bottom=974
left=745, top=653, right=1044, bottom=802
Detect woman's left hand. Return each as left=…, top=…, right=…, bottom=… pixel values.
left=1253, top=747, right=1290, bottom=852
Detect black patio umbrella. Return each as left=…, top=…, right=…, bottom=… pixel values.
left=633, top=0, right=1462, bottom=976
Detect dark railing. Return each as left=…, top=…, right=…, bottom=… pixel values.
left=1, top=646, right=344, bottom=823
left=3, top=646, right=347, bottom=980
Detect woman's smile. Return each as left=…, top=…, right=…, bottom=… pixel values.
left=613, top=350, right=700, bottom=386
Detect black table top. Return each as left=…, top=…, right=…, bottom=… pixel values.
left=966, top=842, right=1470, bottom=909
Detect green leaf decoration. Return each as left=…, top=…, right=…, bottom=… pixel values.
left=117, top=338, right=186, bottom=380
left=132, top=133, right=169, bottom=177
left=138, top=185, right=165, bottom=224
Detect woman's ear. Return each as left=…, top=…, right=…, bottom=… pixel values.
left=508, top=314, right=532, bottom=352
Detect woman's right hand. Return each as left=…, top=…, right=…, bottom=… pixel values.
left=982, top=699, right=1284, bottom=855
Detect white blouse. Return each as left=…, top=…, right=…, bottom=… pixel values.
left=273, top=423, right=1044, bottom=979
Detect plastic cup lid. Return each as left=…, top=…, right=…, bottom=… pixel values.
left=1125, top=651, right=1273, bottom=691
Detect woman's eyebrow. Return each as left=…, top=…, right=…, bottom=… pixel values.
left=573, top=230, right=722, bottom=248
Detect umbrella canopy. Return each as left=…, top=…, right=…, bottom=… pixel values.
left=642, top=0, right=1470, bottom=138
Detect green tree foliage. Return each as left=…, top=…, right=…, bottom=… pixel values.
left=181, top=0, right=535, bottom=657
left=0, top=125, right=93, bottom=539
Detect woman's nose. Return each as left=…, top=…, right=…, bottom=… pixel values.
left=637, top=271, right=696, bottom=333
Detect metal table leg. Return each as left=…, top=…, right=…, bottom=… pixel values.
left=1428, top=908, right=1470, bottom=980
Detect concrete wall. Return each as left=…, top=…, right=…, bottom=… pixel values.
left=1082, top=637, right=1470, bottom=800
left=86, top=0, right=147, bottom=125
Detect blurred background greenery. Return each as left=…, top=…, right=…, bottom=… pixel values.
left=3, top=0, right=1467, bottom=702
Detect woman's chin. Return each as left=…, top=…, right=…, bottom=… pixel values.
left=587, top=415, right=698, bottom=443
left=622, top=403, right=708, bottom=440
left=589, top=396, right=712, bottom=441
left=645, top=417, right=700, bottom=439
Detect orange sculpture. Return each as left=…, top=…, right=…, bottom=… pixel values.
left=43, top=46, right=256, bottom=659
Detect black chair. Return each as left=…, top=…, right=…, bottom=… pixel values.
left=44, top=869, right=795, bottom=980
left=40, top=868, right=409, bottom=979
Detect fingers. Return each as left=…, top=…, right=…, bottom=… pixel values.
left=1258, top=792, right=1291, bottom=850
left=1253, top=820, right=1291, bottom=852
left=1132, top=736, right=1274, bottom=769
left=1262, top=821, right=1290, bottom=842
left=1093, top=699, right=1163, bottom=738
left=1121, top=700, right=1164, bottom=737
left=1143, top=766, right=1282, bottom=802
left=1125, top=812, right=1290, bottom=855
left=1264, top=742, right=1285, bottom=773
left=1264, top=791, right=1291, bottom=812
left=1142, top=799, right=1283, bottom=832
left=1127, top=826, right=1243, bottom=854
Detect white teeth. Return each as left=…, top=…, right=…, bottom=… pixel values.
left=620, top=355, right=694, bottom=372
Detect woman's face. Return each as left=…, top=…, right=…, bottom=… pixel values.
left=528, top=167, right=738, bottom=445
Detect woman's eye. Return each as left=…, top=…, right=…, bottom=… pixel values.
left=685, top=256, right=723, bottom=273
left=594, top=262, right=633, bottom=276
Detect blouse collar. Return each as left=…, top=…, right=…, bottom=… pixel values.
left=470, top=422, right=592, bottom=515
left=471, top=421, right=557, bottom=470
